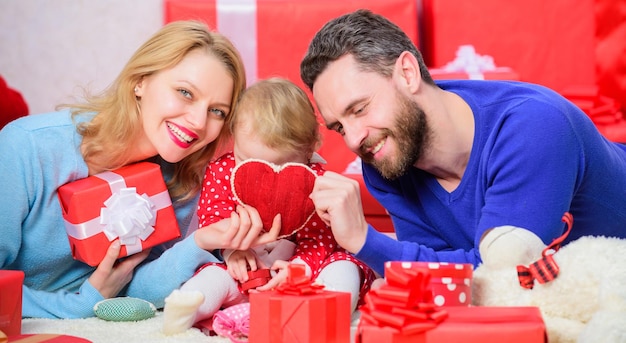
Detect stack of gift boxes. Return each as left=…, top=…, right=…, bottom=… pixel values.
left=420, top=0, right=626, bottom=142
left=1, top=258, right=546, bottom=342
left=246, top=262, right=546, bottom=342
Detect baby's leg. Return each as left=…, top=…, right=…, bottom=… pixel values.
left=315, top=260, right=361, bottom=313
left=163, top=266, right=245, bottom=335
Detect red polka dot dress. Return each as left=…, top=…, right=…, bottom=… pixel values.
left=197, top=152, right=375, bottom=305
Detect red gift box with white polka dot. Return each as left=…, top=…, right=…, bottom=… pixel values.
left=384, top=261, right=473, bottom=306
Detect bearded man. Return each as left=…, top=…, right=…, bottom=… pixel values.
left=301, top=9, right=626, bottom=275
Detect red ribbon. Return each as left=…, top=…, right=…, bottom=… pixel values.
left=517, top=212, right=573, bottom=289
left=240, top=268, right=272, bottom=293
left=356, top=266, right=448, bottom=341
left=275, top=264, right=325, bottom=295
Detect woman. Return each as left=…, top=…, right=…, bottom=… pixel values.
left=0, top=20, right=278, bottom=319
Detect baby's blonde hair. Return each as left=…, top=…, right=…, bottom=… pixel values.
left=230, top=78, right=321, bottom=157
left=63, top=20, right=246, bottom=201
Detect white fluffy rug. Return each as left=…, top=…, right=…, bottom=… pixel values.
left=22, top=312, right=229, bottom=343
left=22, top=312, right=360, bottom=343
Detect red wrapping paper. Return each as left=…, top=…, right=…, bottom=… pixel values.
left=57, top=162, right=180, bottom=267
left=385, top=262, right=473, bottom=306
left=7, top=334, right=91, bottom=343
left=359, top=306, right=546, bottom=343
left=0, top=270, right=24, bottom=337
left=249, top=265, right=351, bottom=343
left=429, top=68, right=520, bottom=81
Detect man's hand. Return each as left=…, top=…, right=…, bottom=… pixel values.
left=88, top=240, right=150, bottom=298
left=309, top=171, right=368, bottom=253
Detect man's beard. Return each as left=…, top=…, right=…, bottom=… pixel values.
left=360, top=92, right=430, bottom=180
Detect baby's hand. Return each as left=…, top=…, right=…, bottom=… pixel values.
left=226, top=249, right=260, bottom=282
left=254, top=260, right=291, bottom=291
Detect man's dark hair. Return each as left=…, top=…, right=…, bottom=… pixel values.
left=300, top=9, right=434, bottom=91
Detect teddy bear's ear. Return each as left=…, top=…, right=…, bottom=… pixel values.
left=479, top=226, right=546, bottom=269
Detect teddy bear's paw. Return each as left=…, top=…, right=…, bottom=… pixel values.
left=478, top=226, right=546, bottom=269
left=578, top=310, right=626, bottom=343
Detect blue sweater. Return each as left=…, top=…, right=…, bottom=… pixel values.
left=356, top=80, right=626, bottom=275
left=0, top=110, right=219, bottom=318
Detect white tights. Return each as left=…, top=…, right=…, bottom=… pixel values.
left=163, top=260, right=362, bottom=335
left=162, top=266, right=246, bottom=335
left=314, top=260, right=361, bottom=313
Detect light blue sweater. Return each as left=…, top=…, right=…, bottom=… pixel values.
left=0, top=109, right=219, bottom=319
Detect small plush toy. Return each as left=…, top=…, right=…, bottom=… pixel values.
left=93, top=297, right=156, bottom=322
left=472, top=214, right=626, bottom=343
left=231, top=159, right=317, bottom=238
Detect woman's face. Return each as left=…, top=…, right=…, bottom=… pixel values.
left=134, top=49, right=234, bottom=163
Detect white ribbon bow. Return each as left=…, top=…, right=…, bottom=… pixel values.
left=442, top=45, right=496, bottom=80
left=100, top=187, right=156, bottom=250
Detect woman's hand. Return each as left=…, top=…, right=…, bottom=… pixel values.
left=226, top=249, right=261, bottom=282
left=195, top=205, right=281, bottom=251
left=88, top=240, right=150, bottom=298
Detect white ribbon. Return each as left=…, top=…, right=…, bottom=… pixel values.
left=100, top=187, right=156, bottom=253
left=217, top=0, right=257, bottom=86
left=64, top=171, right=173, bottom=255
left=442, top=45, right=496, bottom=80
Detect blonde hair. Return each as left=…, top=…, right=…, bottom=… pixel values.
left=64, top=20, right=246, bottom=200
left=229, top=78, right=321, bottom=157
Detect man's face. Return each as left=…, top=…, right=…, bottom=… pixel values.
left=313, top=54, right=430, bottom=179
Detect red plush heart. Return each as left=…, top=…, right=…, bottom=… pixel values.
left=231, top=159, right=317, bottom=238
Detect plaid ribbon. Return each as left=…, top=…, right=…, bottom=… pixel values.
left=516, top=212, right=573, bottom=289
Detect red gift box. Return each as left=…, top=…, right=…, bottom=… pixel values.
left=421, top=0, right=596, bottom=94
left=385, top=261, right=473, bottom=306
left=358, top=306, right=546, bottom=343
left=0, top=270, right=24, bottom=337
left=7, top=334, right=92, bottom=342
left=249, top=265, right=351, bottom=343
left=57, top=162, right=180, bottom=267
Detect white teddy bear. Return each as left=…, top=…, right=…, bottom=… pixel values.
left=472, top=214, right=626, bottom=343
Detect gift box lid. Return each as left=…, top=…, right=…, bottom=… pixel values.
left=385, top=261, right=473, bottom=279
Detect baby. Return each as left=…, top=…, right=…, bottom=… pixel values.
left=163, top=78, right=374, bottom=336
